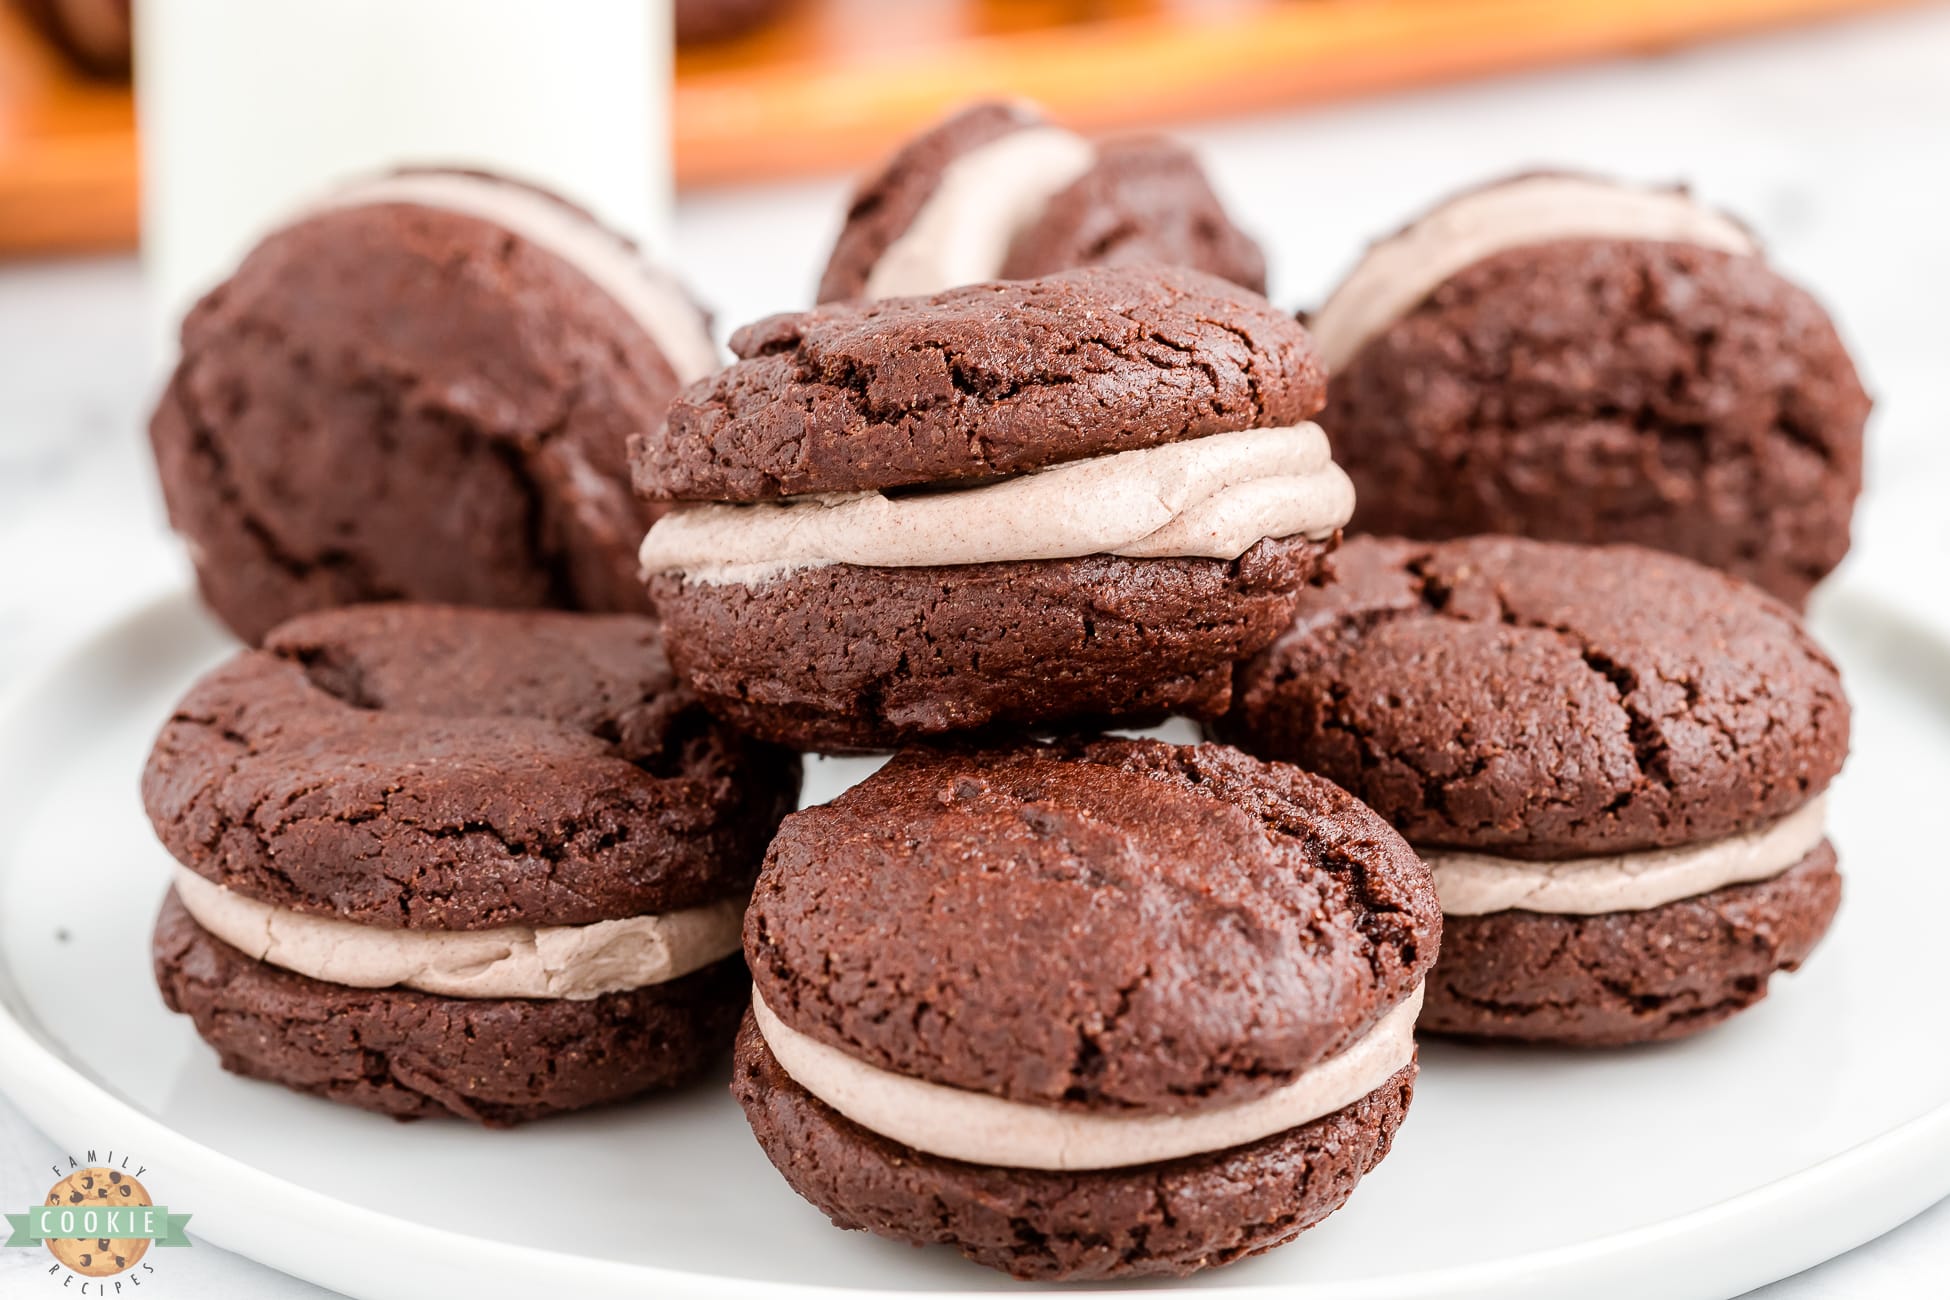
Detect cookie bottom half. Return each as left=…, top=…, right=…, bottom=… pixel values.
left=730, top=1011, right=1416, bottom=1281
left=650, top=534, right=1335, bottom=753
left=152, top=890, right=747, bottom=1125
left=1420, top=842, right=1841, bottom=1046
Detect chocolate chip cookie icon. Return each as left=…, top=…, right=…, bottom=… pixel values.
left=41, top=1168, right=151, bottom=1276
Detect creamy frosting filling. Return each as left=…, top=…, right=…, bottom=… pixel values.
left=1310, top=173, right=1761, bottom=371
left=752, top=984, right=1422, bottom=1171
left=171, top=867, right=743, bottom=1000
left=638, top=423, right=1354, bottom=585
left=307, top=171, right=722, bottom=383
left=864, top=125, right=1099, bottom=299
left=1428, top=797, right=1828, bottom=917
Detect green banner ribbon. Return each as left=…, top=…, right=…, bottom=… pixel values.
left=5, top=1204, right=193, bottom=1248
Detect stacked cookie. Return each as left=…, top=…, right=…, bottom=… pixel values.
left=622, top=254, right=1455, bottom=1276
left=633, top=265, right=1352, bottom=750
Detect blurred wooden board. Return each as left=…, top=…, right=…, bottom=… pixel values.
left=0, top=1, right=135, bottom=255
left=673, top=0, right=1925, bottom=183
left=0, top=0, right=1924, bottom=256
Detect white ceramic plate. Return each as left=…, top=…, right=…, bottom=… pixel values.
left=1, top=581, right=1947, bottom=1300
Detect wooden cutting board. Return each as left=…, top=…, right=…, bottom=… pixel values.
left=0, top=0, right=1919, bottom=256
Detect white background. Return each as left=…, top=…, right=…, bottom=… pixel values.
left=4, top=5, right=1949, bottom=1295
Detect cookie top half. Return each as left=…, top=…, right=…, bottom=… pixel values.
left=142, top=605, right=800, bottom=929
left=745, top=738, right=1438, bottom=1115
left=632, top=265, right=1325, bottom=501
left=149, top=167, right=721, bottom=642
left=1220, top=536, right=1849, bottom=857
left=1310, top=171, right=1868, bottom=607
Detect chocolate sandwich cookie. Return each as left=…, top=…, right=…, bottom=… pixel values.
left=817, top=101, right=1265, bottom=302
left=150, top=167, right=722, bottom=644
left=632, top=265, right=1354, bottom=751
left=1314, top=172, right=1869, bottom=606
left=144, top=604, right=799, bottom=1124
left=1218, top=535, right=1848, bottom=1046
left=733, top=738, right=1439, bottom=1280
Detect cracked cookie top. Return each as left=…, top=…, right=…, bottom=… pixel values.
left=630, top=265, right=1325, bottom=502
left=1218, top=536, right=1850, bottom=857
left=141, top=604, right=800, bottom=929
left=743, top=738, right=1438, bottom=1115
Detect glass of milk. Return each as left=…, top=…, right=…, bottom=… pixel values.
left=135, top=0, right=671, bottom=340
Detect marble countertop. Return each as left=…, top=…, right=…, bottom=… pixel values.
left=3, top=6, right=1949, bottom=1296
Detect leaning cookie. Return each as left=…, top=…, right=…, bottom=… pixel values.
left=144, top=604, right=799, bottom=1124
left=734, top=738, right=1439, bottom=1280
left=1216, top=535, right=1848, bottom=1046
left=150, top=167, right=721, bottom=644
left=817, top=100, right=1265, bottom=302
left=1314, top=172, right=1869, bottom=607
left=632, top=265, right=1352, bottom=752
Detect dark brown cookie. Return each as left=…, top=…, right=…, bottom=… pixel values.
left=1219, top=535, right=1849, bottom=856
left=142, top=604, right=799, bottom=928
left=816, top=102, right=1264, bottom=304
left=733, top=1015, right=1417, bottom=1281
left=1421, top=844, right=1840, bottom=1045
left=733, top=737, right=1434, bottom=1278
left=1219, top=535, right=1845, bottom=1047
left=150, top=169, right=711, bottom=643
left=651, top=534, right=1334, bottom=753
left=817, top=102, right=1040, bottom=304
left=153, top=891, right=746, bottom=1125
left=999, top=135, right=1266, bottom=294
left=1326, top=235, right=1868, bottom=607
left=634, top=265, right=1323, bottom=501
left=747, top=738, right=1438, bottom=1111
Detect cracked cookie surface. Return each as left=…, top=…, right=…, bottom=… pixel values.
left=732, top=1014, right=1416, bottom=1281
left=1325, top=239, right=1868, bottom=607
left=632, top=265, right=1323, bottom=501
left=141, top=604, right=800, bottom=928
left=744, top=738, right=1438, bottom=1113
left=1218, top=535, right=1850, bottom=856
left=149, top=194, right=688, bottom=643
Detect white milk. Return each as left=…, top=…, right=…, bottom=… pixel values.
left=136, top=0, right=670, bottom=345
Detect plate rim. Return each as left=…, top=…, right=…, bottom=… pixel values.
left=1, top=578, right=1947, bottom=1300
